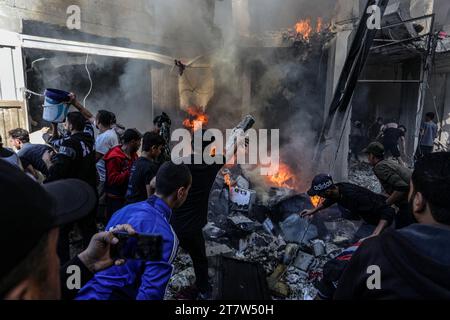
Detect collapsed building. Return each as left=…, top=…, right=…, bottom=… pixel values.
left=1, top=0, right=450, bottom=299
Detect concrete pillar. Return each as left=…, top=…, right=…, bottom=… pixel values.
left=318, top=28, right=353, bottom=182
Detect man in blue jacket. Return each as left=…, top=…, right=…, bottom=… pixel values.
left=76, top=162, right=192, bottom=300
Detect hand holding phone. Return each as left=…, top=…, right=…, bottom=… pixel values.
left=111, top=231, right=163, bottom=261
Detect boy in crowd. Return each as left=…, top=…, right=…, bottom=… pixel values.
left=76, top=162, right=192, bottom=300
left=126, top=132, right=165, bottom=204
left=103, top=129, right=142, bottom=218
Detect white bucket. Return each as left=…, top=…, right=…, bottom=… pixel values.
left=43, top=102, right=70, bottom=123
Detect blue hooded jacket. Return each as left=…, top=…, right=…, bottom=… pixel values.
left=76, top=196, right=178, bottom=300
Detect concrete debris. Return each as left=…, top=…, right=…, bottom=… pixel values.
left=168, top=267, right=195, bottom=292
left=206, top=242, right=234, bottom=257
left=279, top=214, right=318, bottom=244
left=235, top=175, right=250, bottom=189
left=203, top=222, right=226, bottom=240
left=349, top=160, right=382, bottom=194
left=228, top=214, right=260, bottom=232
left=262, top=218, right=275, bottom=235
left=324, top=219, right=361, bottom=245
left=311, top=239, right=326, bottom=257
left=293, top=251, right=315, bottom=272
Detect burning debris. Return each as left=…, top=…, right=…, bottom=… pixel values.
left=283, top=18, right=331, bottom=46
left=182, top=106, right=209, bottom=131
left=165, top=161, right=360, bottom=300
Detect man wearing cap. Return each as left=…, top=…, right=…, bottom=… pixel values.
left=0, top=161, right=134, bottom=300
left=301, top=174, right=394, bottom=241
left=364, top=142, right=415, bottom=228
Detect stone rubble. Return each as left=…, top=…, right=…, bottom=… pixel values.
left=164, top=163, right=374, bottom=300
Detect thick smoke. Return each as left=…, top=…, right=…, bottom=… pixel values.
left=26, top=0, right=335, bottom=189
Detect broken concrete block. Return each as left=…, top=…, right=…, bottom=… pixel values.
left=282, top=243, right=299, bottom=265
left=311, top=239, right=326, bottom=257
left=203, top=222, right=226, bottom=240
left=228, top=214, right=259, bottom=232
left=293, top=251, right=315, bottom=272
left=279, top=214, right=318, bottom=244
left=236, top=175, right=250, bottom=189
left=206, top=243, right=233, bottom=257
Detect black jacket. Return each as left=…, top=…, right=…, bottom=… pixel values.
left=334, top=224, right=450, bottom=299
left=45, top=131, right=96, bottom=189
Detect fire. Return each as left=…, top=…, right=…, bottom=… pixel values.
left=316, top=17, right=323, bottom=33
left=310, top=195, right=322, bottom=208
left=294, top=18, right=325, bottom=40
left=183, top=106, right=209, bottom=131
left=222, top=169, right=234, bottom=189
left=266, top=163, right=298, bottom=189
left=295, top=18, right=313, bottom=40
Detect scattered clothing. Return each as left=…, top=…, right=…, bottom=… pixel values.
left=126, top=157, right=159, bottom=204
left=316, top=242, right=362, bottom=300
left=76, top=196, right=178, bottom=300
left=334, top=224, right=450, bottom=299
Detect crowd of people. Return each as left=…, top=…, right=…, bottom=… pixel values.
left=0, top=93, right=449, bottom=300
left=350, top=113, right=439, bottom=167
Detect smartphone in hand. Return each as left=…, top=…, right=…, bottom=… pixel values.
left=111, top=232, right=163, bottom=261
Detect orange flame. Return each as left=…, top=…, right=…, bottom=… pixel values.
left=266, top=163, right=298, bottom=189
left=294, top=18, right=325, bottom=40
left=316, top=17, right=323, bottom=33
left=183, top=106, right=209, bottom=132
left=310, top=195, right=322, bottom=208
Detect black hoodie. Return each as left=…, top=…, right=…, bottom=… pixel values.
left=334, top=224, right=450, bottom=299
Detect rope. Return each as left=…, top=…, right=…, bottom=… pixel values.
left=23, top=88, right=44, bottom=98
left=83, top=54, right=93, bottom=107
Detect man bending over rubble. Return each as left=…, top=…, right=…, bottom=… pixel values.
left=334, top=153, right=450, bottom=299
left=301, top=174, right=394, bottom=241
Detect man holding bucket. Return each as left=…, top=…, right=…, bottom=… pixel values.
left=41, top=89, right=97, bottom=264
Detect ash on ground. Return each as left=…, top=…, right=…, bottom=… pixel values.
left=348, top=160, right=382, bottom=194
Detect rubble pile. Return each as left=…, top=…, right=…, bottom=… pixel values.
left=164, top=167, right=362, bottom=300
left=348, top=160, right=382, bottom=194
